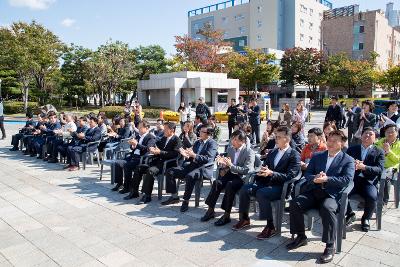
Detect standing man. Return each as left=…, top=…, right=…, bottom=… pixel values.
left=248, top=98, right=261, bottom=144
left=195, top=97, right=211, bottom=122
left=201, top=130, right=255, bottom=225
left=325, top=96, right=342, bottom=129
left=236, top=96, right=248, bottom=123
left=347, top=99, right=362, bottom=144
left=346, top=127, right=385, bottom=232
left=233, top=126, right=301, bottom=239
left=227, top=98, right=238, bottom=138
left=287, top=130, right=355, bottom=263
left=162, top=124, right=218, bottom=212
left=0, top=97, right=5, bottom=140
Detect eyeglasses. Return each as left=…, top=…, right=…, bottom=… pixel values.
left=200, top=130, right=208, bottom=134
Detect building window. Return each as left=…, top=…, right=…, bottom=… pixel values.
left=309, top=8, right=314, bottom=16
left=359, top=43, right=364, bottom=50
left=257, top=35, right=262, bottom=41
left=300, top=19, right=304, bottom=27
left=309, top=22, right=313, bottom=30
left=300, top=34, right=304, bottom=41
left=257, top=6, right=262, bottom=13
left=239, top=39, right=245, bottom=47
left=257, top=20, right=262, bottom=28
left=235, top=14, right=245, bottom=21
left=193, top=23, right=200, bottom=31
left=309, top=36, right=313, bottom=43
left=239, top=26, right=246, bottom=35
left=359, top=25, right=364, bottom=33
left=300, top=4, right=307, bottom=13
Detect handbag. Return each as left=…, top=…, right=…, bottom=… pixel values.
left=353, top=120, right=364, bottom=139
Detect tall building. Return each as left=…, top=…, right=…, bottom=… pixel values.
left=322, top=5, right=400, bottom=71
left=188, top=0, right=332, bottom=53
left=386, top=2, right=400, bottom=27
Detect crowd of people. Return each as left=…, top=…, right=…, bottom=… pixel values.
left=6, top=96, right=400, bottom=264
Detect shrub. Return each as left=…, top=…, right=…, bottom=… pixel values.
left=3, top=101, right=39, bottom=114
left=98, top=106, right=124, bottom=118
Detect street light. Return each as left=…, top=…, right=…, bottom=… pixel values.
left=74, top=94, right=78, bottom=111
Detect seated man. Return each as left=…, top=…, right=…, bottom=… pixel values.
left=128, top=122, right=182, bottom=203
left=33, top=111, right=61, bottom=159
left=162, top=124, right=218, bottom=212
left=111, top=120, right=156, bottom=192
left=47, top=113, right=77, bottom=163
left=346, top=127, right=385, bottom=232
left=66, top=116, right=102, bottom=171
left=287, top=130, right=355, bottom=264
left=10, top=112, right=35, bottom=151
left=375, top=124, right=400, bottom=205
left=151, top=119, right=165, bottom=141
left=233, top=126, right=301, bottom=240
left=24, top=114, right=47, bottom=155
left=58, top=116, right=89, bottom=166
left=201, top=130, right=255, bottom=226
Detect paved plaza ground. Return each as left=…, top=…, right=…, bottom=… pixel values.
left=0, top=111, right=399, bottom=267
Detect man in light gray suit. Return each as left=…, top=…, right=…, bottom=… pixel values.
left=201, top=130, right=255, bottom=226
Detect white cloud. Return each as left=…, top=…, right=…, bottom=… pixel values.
left=8, top=0, right=56, bottom=10
left=61, top=18, right=76, bottom=28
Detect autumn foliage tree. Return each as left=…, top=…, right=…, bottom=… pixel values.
left=173, top=24, right=232, bottom=72
left=377, top=65, right=400, bottom=98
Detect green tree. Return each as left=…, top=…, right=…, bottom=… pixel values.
left=280, top=47, right=326, bottom=100
left=325, top=53, right=375, bottom=97
left=377, top=65, right=400, bottom=98
left=226, top=47, right=280, bottom=94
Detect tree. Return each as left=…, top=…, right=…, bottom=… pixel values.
left=84, top=40, right=135, bottom=107
left=280, top=47, right=326, bottom=100
left=61, top=44, right=93, bottom=106
left=325, top=53, right=375, bottom=97
left=377, top=65, right=400, bottom=98
left=173, top=24, right=232, bottom=72
left=226, top=47, right=280, bottom=94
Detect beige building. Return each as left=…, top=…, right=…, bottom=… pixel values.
left=322, top=5, right=400, bottom=70
left=188, top=0, right=331, bottom=53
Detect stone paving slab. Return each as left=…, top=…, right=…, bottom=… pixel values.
left=0, top=115, right=400, bottom=266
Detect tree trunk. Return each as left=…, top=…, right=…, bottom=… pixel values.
left=22, top=86, right=29, bottom=113
left=101, top=90, right=105, bottom=108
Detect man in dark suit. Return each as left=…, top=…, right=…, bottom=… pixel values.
left=325, top=96, right=343, bottom=129
left=125, top=122, right=181, bottom=203
left=248, top=98, right=261, bottom=144
left=33, top=111, right=61, bottom=159
left=162, top=124, right=218, bottom=212
left=227, top=98, right=238, bottom=138
left=111, top=120, right=156, bottom=192
left=201, top=130, right=255, bottom=225
left=66, top=116, right=102, bottom=171
left=24, top=114, right=47, bottom=155
left=345, top=127, right=385, bottom=232
left=287, top=130, right=355, bottom=264
left=233, top=126, right=301, bottom=240
left=10, top=112, right=35, bottom=151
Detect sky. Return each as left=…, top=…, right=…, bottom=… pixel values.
left=0, top=0, right=399, bottom=56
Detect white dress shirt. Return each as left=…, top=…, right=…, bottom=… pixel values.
left=325, top=151, right=341, bottom=173
left=233, top=144, right=245, bottom=165
left=361, top=144, right=372, bottom=161
left=134, top=132, right=149, bottom=155
left=274, top=146, right=290, bottom=168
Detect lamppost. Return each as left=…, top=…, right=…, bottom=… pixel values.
left=74, top=94, right=78, bottom=111
left=255, top=58, right=259, bottom=94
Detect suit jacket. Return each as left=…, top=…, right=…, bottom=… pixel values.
left=130, top=132, right=157, bottom=157
left=325, top=104, right=342, bottom=124
left=225, top=145, right=255, bottom=177
left=42, top=121, right=62, bottom=136
left=255, top=147, right=301, bottom=187
left=304, top=150, right=355, bottom=200
left=187, top=138, right=218, bottom=179
left=346, top=145, right=385, bottom=186
left=149, top=135, right=182, bottom=168
left=179, top=132, right=197, bottom=149
left=248, top=105, right=261, bottom=126
left=81, top=126, right=102, bottom=151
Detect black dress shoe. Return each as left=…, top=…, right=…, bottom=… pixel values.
left=123, top=191, right=139, bottom=200
left=214, top=215, right=231, bottom=226
left=9, top=147, right=18, bottom=151
left=180, top=201, right=189, bottom=212
left=345, top=212, right=356, bottom=226
left=319, top=247, right=335, bottom=263
left=119, top=187, right=130, bottom=194
left=361, top=219, right=370, bottom=232
left=286, top=235, right=308, bottom=250
left=161, top=197, right=180, bottom=206
left=111, top=184, right=122, bottom=191
left=137, top=195, right=151, bottom=204
left=200, top=211, right=216, bottom=222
